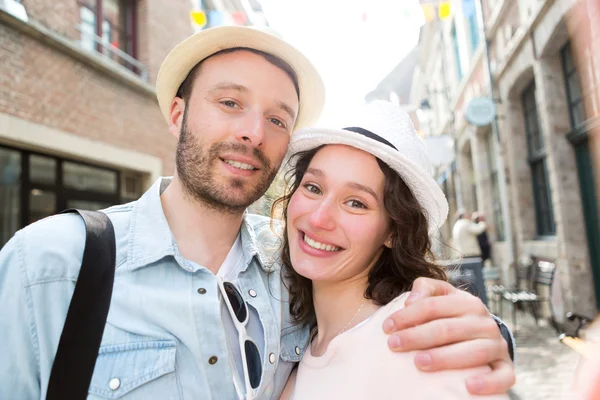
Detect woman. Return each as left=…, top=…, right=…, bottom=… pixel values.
left=275, top=101, right=508, bottom=399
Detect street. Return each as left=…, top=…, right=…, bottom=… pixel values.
left=506, top=311, right=581, bottom=400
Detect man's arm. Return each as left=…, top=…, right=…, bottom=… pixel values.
left=469, top=221, right=487, bottom=235
left=0, top=234, right=41, bottom=399
left=382, top=278, right=515, bottom=396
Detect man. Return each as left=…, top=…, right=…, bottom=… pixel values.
left=472, top=211, right=492, bottom=266
left=0, top=26, right=514, bottom=399
left=453, top=209, right=488, bottom=258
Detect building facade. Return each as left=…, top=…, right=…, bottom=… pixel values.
left=0, top=0, right=265, bottom=247
left=409, top=0, right=599, bottom=317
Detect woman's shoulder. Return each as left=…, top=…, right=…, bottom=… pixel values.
left=373, top=291, right=411, bottom=320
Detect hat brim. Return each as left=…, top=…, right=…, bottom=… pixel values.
left=286, top=128, right=449, bottom=232
left=156, top=26, right=325, bottom=130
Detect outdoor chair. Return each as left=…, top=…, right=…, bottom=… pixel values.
left=501, top=259, right=556, bottom=335
left=495, top=256, right=535, bottom=319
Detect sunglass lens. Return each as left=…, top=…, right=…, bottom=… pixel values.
left=245, top=340, right=262, bottom=389
left=223, top=282, right=247, bottom=323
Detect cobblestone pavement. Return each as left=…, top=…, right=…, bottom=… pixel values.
left=502, top=310, right=582, bottom=400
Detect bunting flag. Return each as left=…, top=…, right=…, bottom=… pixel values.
left=209, top=10, right=225, bottom=27
left=190, top=10, right=207, bottom=28
left=438, top=1, right=451, bottom=20
left=463, top=0, right=476, bottom=18
left=232, top=11, right=247, bottom=25
left=421, top=3, right=436, bottom=22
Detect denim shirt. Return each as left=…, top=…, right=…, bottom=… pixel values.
left=0, top=177, right=309, bottom=400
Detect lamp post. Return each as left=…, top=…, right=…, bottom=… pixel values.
left=474, top=0, right=516, bottom=272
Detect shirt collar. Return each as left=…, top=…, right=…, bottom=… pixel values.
left=127, top=177, right=269, bottom=273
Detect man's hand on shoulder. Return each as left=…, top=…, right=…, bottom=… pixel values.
left=381, top=277, right=515, bottom=396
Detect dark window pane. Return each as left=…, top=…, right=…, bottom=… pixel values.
left=29, top=189, right=56, bottom=224
left=29, top=154, right=56, bottom=185
left=522, top=83, right=545, bottom=154
left=63, top=161, right=118, bottom=193
left=567, top=73, right=583, bottom=104
left=562, top=44, right=574, bottom=73
left=0, top=148, right=21, bottom=247
left=571, top=101, right=586, bottom=127
left=531, top=161, right=555, bottom=235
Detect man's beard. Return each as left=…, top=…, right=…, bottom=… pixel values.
left=175, top=112, right=279, bottom=215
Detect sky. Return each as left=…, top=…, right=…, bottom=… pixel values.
left=259, top=0, right=426, bottom=126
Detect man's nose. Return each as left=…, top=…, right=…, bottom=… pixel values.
left=235, top=111, right=266, bottom=147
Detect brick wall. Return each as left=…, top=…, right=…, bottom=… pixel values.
left=20, top=0, right=80, bottom=39
left=0, top=0, right=201, bottom=176
left=0, top=25, right=176, bottom=175
left=143, top=0, right=194, bottom=82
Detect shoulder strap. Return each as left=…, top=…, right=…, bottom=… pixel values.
left=46, top=209, right=116, bottom=400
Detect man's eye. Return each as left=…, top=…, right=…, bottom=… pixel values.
left=270, top=118, right=286, bottom=128
left=303, top=184, right=321, bottom=194
left=345, top=200, right=367, bottom=209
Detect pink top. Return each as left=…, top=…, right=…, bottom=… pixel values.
left=291, top=292, right=509, bottom=400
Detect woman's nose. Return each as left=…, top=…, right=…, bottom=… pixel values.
left=308, top=200, right=336, bottom=231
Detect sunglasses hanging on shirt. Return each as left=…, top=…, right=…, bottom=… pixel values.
left=218, top=278, right=262, bottom=400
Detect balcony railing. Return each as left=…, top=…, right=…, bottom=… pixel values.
left=76, top=25, right=148, bottom=82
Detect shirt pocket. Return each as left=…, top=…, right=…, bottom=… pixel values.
left=87, top=340, right=180, bottom=400
left=279, top=323, right=310, bottom=364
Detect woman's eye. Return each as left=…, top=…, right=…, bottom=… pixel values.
left=303, top=184, right=321, bottom=194
left=345, top=200, right=367, bottom=209
left=221, top=100, right=237, bottom=108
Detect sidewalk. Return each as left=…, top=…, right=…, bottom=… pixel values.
left=505, top=310, right=582, bottom=400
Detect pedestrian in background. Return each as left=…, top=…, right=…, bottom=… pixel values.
left=472, top=211, right=492, bottom=267
left=452, top=209, right=487, bottom=259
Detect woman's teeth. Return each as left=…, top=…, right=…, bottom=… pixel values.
left=303, top=234, right=340, bottom=252
left=224, top=159, right=255, bottom=170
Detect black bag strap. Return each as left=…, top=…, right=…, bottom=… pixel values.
left=46, top=209, right=116, bottom=400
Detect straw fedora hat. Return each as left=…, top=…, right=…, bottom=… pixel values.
left=156, top=25, right=325, bottom=130
left=287, top=100, right=449, bottom=232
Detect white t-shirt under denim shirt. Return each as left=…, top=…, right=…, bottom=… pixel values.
left=291, top=292, right=509, bottom=400
left=217, top=234, right=266, bottom=395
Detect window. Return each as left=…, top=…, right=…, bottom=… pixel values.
left=521, top=82, right=556, bottom=236
left=0, top=145, right=145, bottom=248
left=561, top=43, right=586, bottom=129
left=452, top=24, right=464, bottom=81
left=467, top=10, right=480, bottom=53
left=78, top=0, right=140, bottom=74
left=487, top=135, right=505, bottom=240
left=0, top=148, right=21, bottom=247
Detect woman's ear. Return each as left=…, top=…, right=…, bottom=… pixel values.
left=384, top=235, right=393, bottom=249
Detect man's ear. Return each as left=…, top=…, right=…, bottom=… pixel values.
left=168, top=97, right=185, bottom=139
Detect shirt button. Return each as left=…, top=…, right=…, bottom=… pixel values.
left=248, top=289, right=257, bottom=297
left=295, top=346, right=301, bottom=355
left=208, top=356, right=218, bottom=365
left=109, top=378, right=121, bottom=390
left=197, top=288, right=207, bottom=294
left=269, top=353, right=276, bottom=364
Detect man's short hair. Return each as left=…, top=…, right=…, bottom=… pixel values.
left=175, top=47, right=300, bottom=103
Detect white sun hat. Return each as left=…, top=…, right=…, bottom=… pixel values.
left=287, top=100, right=449, bottom=232
left=156, top=25, right=325, bottom=130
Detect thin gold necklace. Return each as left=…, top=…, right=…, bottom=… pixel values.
left=338, top=300, right=367, bottom=336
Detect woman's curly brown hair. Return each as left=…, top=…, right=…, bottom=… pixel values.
left=271, top=146, right=447, bottom=328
